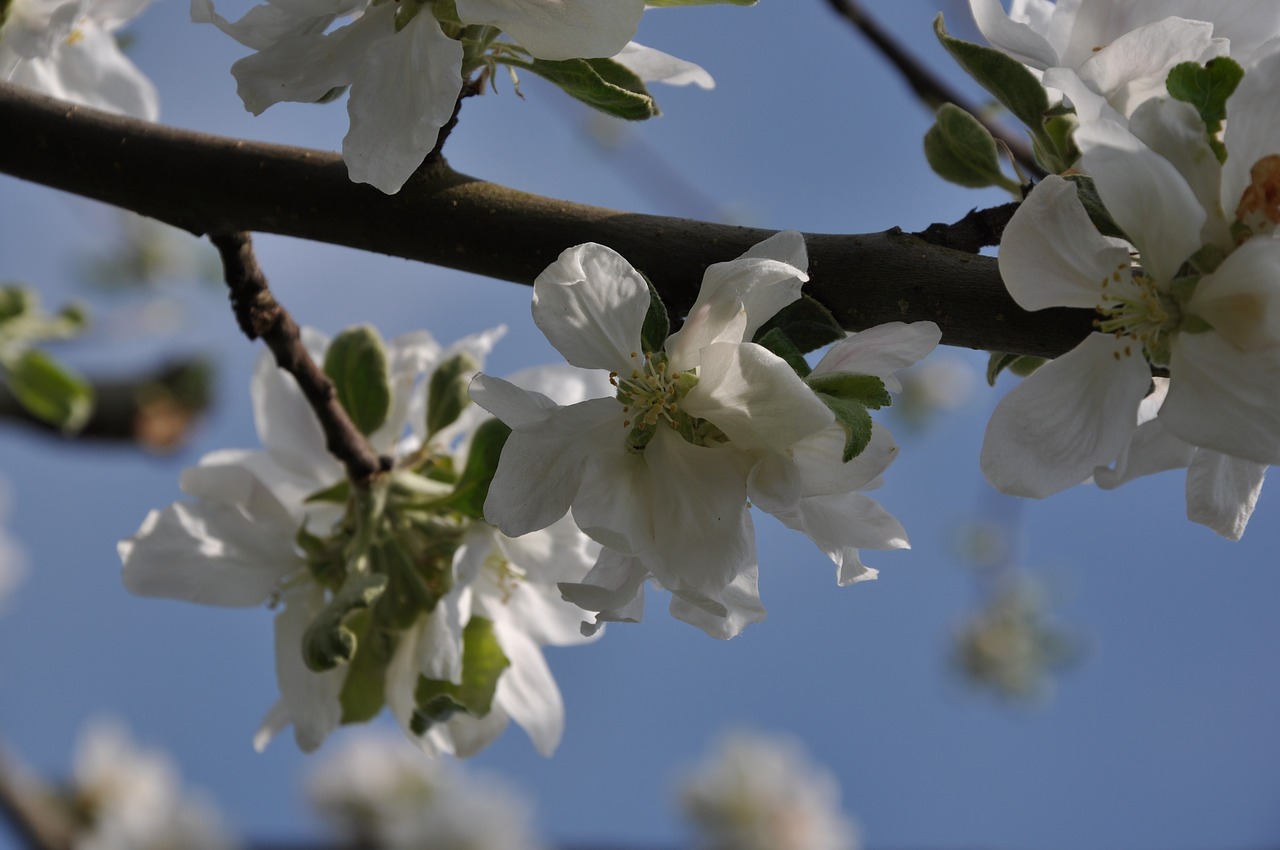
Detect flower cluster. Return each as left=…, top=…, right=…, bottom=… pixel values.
left=472, top=231, right=939, bottom=638
left=1, top=0, right=158, bottom=118
left=964, top=5, right=1280, bottom=537
left=119, top=326, right=604, bottom=756
left=196, top=0, right=715, bottom=193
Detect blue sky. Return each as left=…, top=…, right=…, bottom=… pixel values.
left=2, top=1, right=1279, bottom=848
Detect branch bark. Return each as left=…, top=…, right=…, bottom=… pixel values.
left=0, top=83, right=1093, bottom=359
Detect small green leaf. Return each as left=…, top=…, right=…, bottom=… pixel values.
left=5, top=349, right=94, bottom=432
left=1167, top=57, right=1244, bottom=134
left=498, top=56, right=658, bottom=121
left=755, top=327, right=810, bottom=378
left=1064, top=175, right=1129, bottom=241
left=935, top=14, right=1049, bottom=132
left=752, top=294, right=846, bottom=356
left=0, top=286, right=32, bottom=324
left=337, top=610, right=395, bottom=723
left=323, top=324, right=392, bottom=436
left=302, top=571, right=388, bottom=672
left=426, top=352, right=480, bottom=438
left=806, top=373, right=889, bottom=462
left=441, top=417, right=512, bottom=520
left=924, top=103, right=1013, bottom=189
left=986, top=352, right=1046, bottom=385
left=639, top=274, right=670, bottom=355
left=411, top=616, right=510, bottom=735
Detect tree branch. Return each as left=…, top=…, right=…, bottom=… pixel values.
left=0, top=83, right=1092, bottom=359
left=211, top=232, right=387, bottom=487
left=823, top=0, right=1046, bottom=180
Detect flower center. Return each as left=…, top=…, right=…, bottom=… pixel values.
left=485, top=550, right=525, bottom=604
left=1235, top=154, right=1280, bottom=240
left=1093, top=263, right=1180, bottom=364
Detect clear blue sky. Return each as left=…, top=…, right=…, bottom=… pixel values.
left=2, top=2, right=1279, bottom=848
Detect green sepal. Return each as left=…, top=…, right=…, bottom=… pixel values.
left=751, top=294, right=846, bottom=356
left=934, top=15, right=1049, bottom=132
left=924, top=103, right=1014, bottom=190
left=498, top=56, right=658, bottom=121
left=1065, top=175, right=1129, bottom=241
left=986, top=352, right=1047, bottom=385
left=323, top=324, right=392, bottom=436
left=426, top=352, right=480, bottom=438
left=337, top=610, right=395, bottom=723
left=296, top=523, right=347, bottom=591
left=439, top=417, right=512, bottom=519
left=410, top=616, right=510, bottom=735
left=302, top=571, right=388, bottom=672
left=1167, top=57, right=1243, bottom=163
left=305, top=479, right=350, bottom=505
left=1180, top=314, right=1214, bottom=334
left=805, top=373, right=890, bottom=462
left=5, top=349, right=94, bottom=433
left=1187, top=244, right=1227, bottom=276
left=371, top=536, right=453, bottom=631
left=0, top=286, right=32, bottom=323
left=639, top=273, right=670, bottom=355
left=755, top=327, right=810, bottom=378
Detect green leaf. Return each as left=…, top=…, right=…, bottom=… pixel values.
left=755, top=327, right=810, bottom=378
left=5, top=349, right=94, bottom=433
left=1064, top=175, right=1129, bottom=241
left=639, top=273, right=670, bottom=355
left=302, top=571, right=388, bottom=672
left=410, top=616, right=510, bottom=735
left=371, top=537, right=452, bottom=631
left=441, top=417, right=512, bottom=520
left=323, top=324, right=392, bottom=436
left=337, top=610, right=395, bottom=724
left=0, top=286, right=32, bottom=324
left=1167, top=57, right=1244, bottom=163
left=426, top=352, right=480, bottom=438
left=752, top=294, right=846, bottom=356
left=924, top=103, right=1012, bottom=189
left=304, top=479, right=350, bottom=505
left=499, top=56, right=658, bottom=121
left=805, top=373, right=890, bottom=462
left=986, top=351, right=1046, bottom=385
left=934, top=14, right=1049, bottom=132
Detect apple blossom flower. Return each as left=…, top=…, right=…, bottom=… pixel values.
left=1, top=0, right=158, bottom=119
left=119, top=326, right=603, bottom=757
left=968, top=0, right=1280, bottom=119
left=308, top=731, right=544, bottom=850
left=981, top=50, right=1280, bottom=534
left=72, top=719, right=238, bottom=850
left=681, top=730, right=861, bottom=850
left=194, top=0, right=721, bottom=193
left=472, top=232, right=934, bottom=638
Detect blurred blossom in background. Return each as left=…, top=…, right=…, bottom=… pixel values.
left=680, top=731, right=861, bottom=850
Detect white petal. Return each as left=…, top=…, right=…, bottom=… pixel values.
left=252, top=330, right=344, bottom=484
left=981, top=333, right=1152, bottom=498
left=481, top=398, right=620, bottom=536
left=667, top=562, right=765, bottom=640
left=491, top=623, right=563, bottom=756
left=810, top=321, right=941, bottom=391
left=683, top=342, right=833, bottom=452
left=469, top=373, right=562, bottom=430
left=572, top=446, right=653, bottom=556
left=118, top=499, right=301, bottom=607
left=40, top=23, right=159, bottom=119
left=558, top=547, right=648, bottom=622
left=1186, top=450, right=1267, bottom=540
left=1164, top=331, right=1280, bottom=465
left=969, top=0, right=1059, bottom=68
left=1075, top=18, right=1223, bottom=118
left=997, top=175, right=1132, bottom=311
left=1187, top=235, right=1280, bottom=353
left=1092, top=416, right=1195, bottom=489
left=1222, top=47, right=1280, bottom=218
left=532, top=243, right=650, bottom=372
left=1076, top=117, right=1206, bottom=285
left=454, top=0, right=644, bottom=60
left=343, top=8, right=464, bottom=193
left=612, top=41, right=713, bottom=89
left=274, top=586, right=346, bottom=752
left=794, top=491, right=908, bottom=581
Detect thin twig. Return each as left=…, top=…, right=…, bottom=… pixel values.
left=210, top=232, right=388, bottom=487
left=914, top=201, right=1021, bottom=253
left=824, top=0, right=1046, bottom=179
left=0, top=750, right=72, bottom=850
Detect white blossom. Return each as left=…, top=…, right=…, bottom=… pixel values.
left=681, top=731, right=860, bottom=850
left=1, top=0, right=158, bottom=119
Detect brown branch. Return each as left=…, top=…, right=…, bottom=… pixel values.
left=210, top=232, right=387, bottom=487
left=914, top=201, right=1021, bottom=253
left=0, top=358, right=213, bottom=450
left=823, top=0, right=1046, bottom=180
left=0, top=82, right=1093, bottom=359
